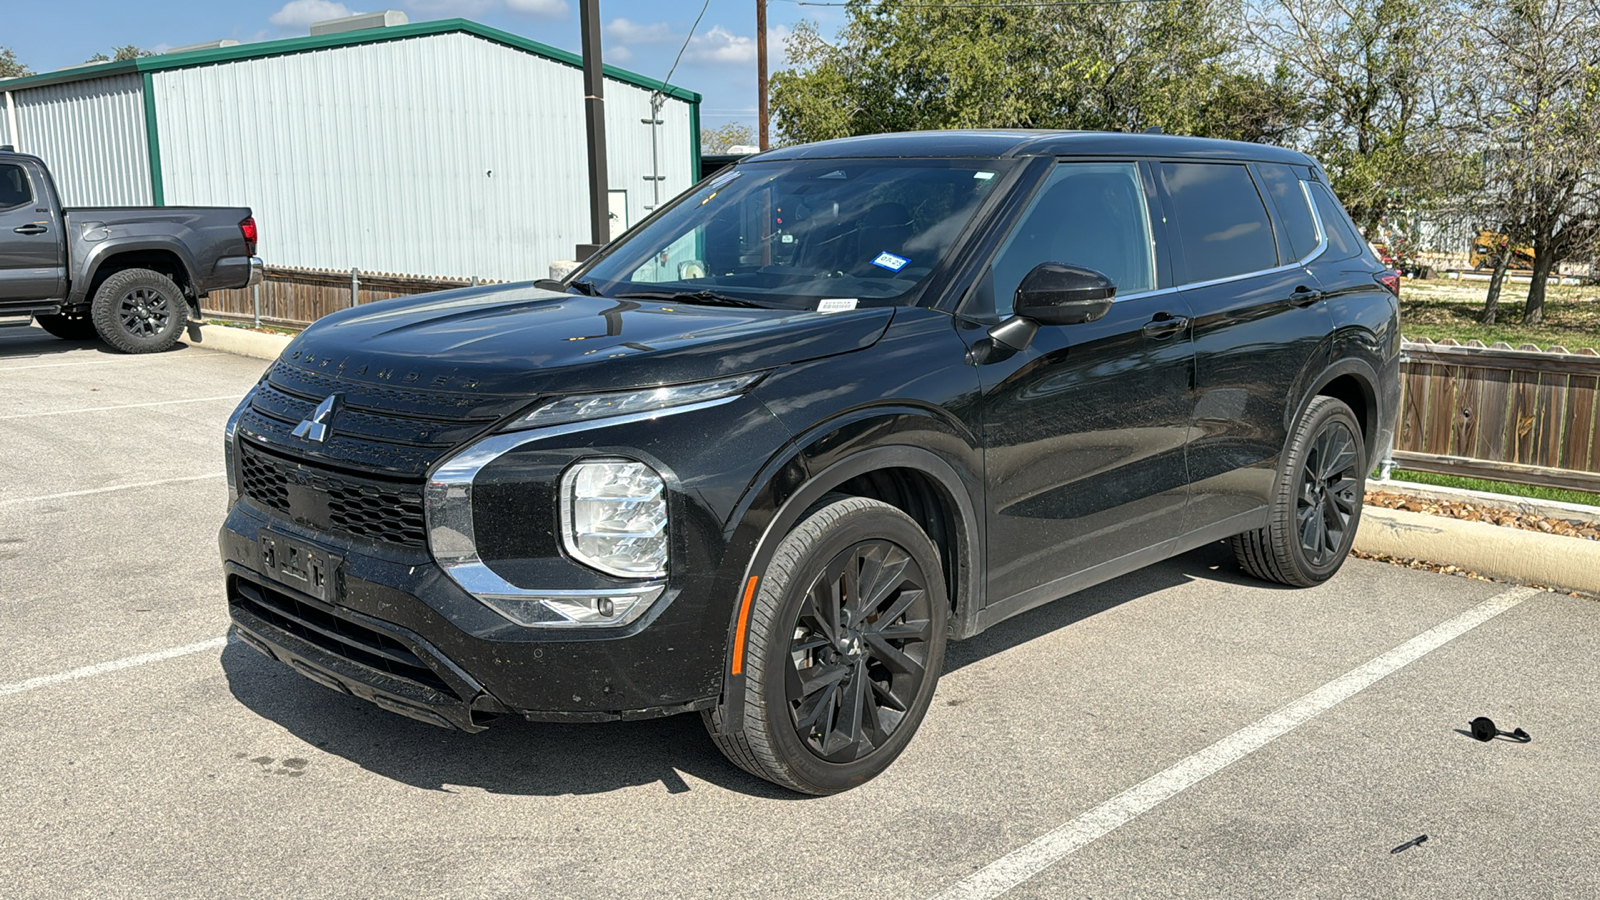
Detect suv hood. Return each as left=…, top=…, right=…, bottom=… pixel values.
left=278, top=283, right=894, bottom=398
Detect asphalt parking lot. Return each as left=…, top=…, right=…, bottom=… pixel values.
left=2, top=323, right=1597, bottom=899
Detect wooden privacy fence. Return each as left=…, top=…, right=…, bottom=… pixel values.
left=201, top=266, right=494, bottom=328
left=1394, top=338, right=1600, bottom=493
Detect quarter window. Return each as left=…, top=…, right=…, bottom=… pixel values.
left=0, top=164, right=32, bottom=210
left=980, top=162, right=1156, bottom=319
left=1162, top=162, right=1278, bottom=284
left=1307, top=181, right=1370, bottom=262
left=1256, top=163, right=1319, bottom=262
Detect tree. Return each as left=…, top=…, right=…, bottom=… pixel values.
left=0, top=46, right=30, bottom=78
left=85, top=45, right=154, bottom=64
left=702, top=122, right=757, bottom=155
left=771, top=0, right=1305, bottom=145
left=1462, top=0, right=1600, bottom=324
left=1247, top=0, right=1458, bottom=235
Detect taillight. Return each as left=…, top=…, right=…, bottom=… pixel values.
left=1376, top=270, right=1399, bottom=298
left=240, top=216, right=258, bottom=256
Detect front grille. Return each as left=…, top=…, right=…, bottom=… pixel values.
left=232, top=577, right=458, bottom=697
left=239, top=442, right=428, bottom=549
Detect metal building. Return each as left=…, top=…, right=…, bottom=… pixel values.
left=0, top=18, right=701, bottom=282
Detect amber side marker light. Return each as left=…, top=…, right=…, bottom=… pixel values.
left=731, top=576, right=761, bottom=675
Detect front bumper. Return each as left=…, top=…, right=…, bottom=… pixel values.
left=220, top=504, right=726, bottom=728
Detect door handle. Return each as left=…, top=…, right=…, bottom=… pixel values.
left=13, top=224, right=48, bottom=235
left=1287, top=286, right=1324, bottom=307
left=1141, top=312, right=1189, bottom=339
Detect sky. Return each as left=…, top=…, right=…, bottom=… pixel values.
left=3, top=0, right=847, bottom=132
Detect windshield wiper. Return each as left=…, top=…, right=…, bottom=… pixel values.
left=531, top=278, right=600, bottom=296
left=613, top=289, right=769, bottom=308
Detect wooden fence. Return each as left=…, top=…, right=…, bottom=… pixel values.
left=1394, top=338, right=1600, bottom=493
left=201, top=266, right=492, bottom=328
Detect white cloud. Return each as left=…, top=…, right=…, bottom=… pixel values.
left=506, top=0, right=568, bottom=17
left=605, top=18, right=675, bottom=44
left=406, top=0, right=493, bottom=15
left=270, top=0, right=358, bottom=28
left=607, top=45, right=634, bottom=63
left=768, top=23, right=792, bottom=67
left=686, top=25, right=756, bottom=65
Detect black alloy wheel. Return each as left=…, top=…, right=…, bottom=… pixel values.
left=787, top=538, right=935, bottom=763
left=90, top=267, right=189, bottom=353
left=1233, top=396, right=1367, bottom=587
left=118, top=286, right=173, bottom=339
left=704, top=496, right=948, bottom=794
left=1296, top=418, right=1361, bottom=567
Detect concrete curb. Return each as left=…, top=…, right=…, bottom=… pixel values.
left=183, top=323, right=294, bottom=361
left=1369, top=478, right=1600, bottom=525
left=1354, top=506, right=1600, bottom=595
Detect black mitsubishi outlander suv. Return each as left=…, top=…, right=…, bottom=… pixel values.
left=221, top=130, right=1400, bottom=794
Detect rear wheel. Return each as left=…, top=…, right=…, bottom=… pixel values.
left=1232, top=396, right=1366, bottom=586
left=704, top=497, right=948, bottom=794
left=35, top=313, right=98, bottom=341
left=90, top=268, right=188, bottom=354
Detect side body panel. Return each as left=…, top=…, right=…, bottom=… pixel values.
left=0, top=156, right=67, bottom=304
left=64, top=204, right=253, bottom=305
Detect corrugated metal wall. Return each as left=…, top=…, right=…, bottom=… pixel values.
left=7, top=73, right=152, bottom=207
left=154, top=32, right=694, bottom=282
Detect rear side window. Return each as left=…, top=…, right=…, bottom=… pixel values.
left=1162, top=162, right=1278, bottom=284
left=0, top=164, right=32, bottom=210
left=1256, top=164, right=1319, bottom=262
left=1307, top=181, right=1370, bottom=262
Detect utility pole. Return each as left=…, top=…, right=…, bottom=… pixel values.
left=756, top=0, right=769, bottom=151
left=578, top=0, right=610, bottom=260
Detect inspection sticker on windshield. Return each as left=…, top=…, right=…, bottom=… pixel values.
left=817, top=298, right=859, bottom=312
left=871, top=252, right=911, bottom=272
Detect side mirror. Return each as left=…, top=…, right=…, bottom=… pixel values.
left=1014, top=263, right=1116, bottom=325
left=987, top=263, right=1117, bottom=352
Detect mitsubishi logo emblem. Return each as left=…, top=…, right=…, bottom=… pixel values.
left=292, top=394, right=342, bottom=443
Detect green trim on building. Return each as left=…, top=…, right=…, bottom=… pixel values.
left=0, top=19, right=702, bottom=104
left=689, top=102, right=702, bottom=181
left=141, top=72, right=164, bottom=206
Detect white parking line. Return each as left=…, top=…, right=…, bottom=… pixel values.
left=0, top=472, right=225, bottom=506
left=0, top=360, right=124, bottom=373
left=0, top=637, right=230, bottom=700
left=931, top=585, right=1543, bottom=900
left=0, top=395, right=241, bottom=420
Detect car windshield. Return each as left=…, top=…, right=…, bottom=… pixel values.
left=577, top=158, right=1014, bottom=309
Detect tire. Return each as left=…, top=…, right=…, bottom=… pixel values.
left=90, top=268, right=188, bottom=354
left=1232, top=396, right=1367, bottom=587
left=34, top=313, right=98, bottom=341
left=703, top=497, right=949, bottom=794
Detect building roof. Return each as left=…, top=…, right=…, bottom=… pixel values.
left=751, top=130, right=1316, bottom=166
left=0, top=18, right=701, bottom=104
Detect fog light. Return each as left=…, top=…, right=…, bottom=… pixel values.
left=480, top=585, right=664, bottom=628
left=561, top=459, right=668, bottom=578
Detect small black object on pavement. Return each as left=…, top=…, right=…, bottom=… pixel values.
left=1469, top=716, right=1532, bottom=743
left=1391, top=835, right=1428, bottom=854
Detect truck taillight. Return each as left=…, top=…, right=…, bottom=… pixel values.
left=1375, top=270, right=1400, bottom=299
left=240, top=216, right=258, bottom=256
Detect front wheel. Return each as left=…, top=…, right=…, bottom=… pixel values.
left=1232, top=396, right=1367, bottom=587
left=704, top=497, right=948, bottom=794
left=90, top=268, right=188, bottom=354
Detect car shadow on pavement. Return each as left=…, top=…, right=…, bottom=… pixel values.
left=220, top=541, right=1267, bottom=799
left=0, top=326, right=194, bottom=359
left=220, top=640, right=805, bottom=800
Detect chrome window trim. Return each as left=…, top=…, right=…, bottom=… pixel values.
left=424, top=394, right=742, bottom=622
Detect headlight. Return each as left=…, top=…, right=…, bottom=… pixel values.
left=561, top=459, right=668, bottom=578
left=505, top=373, right=762, bottom=431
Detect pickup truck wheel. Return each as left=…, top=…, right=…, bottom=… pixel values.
left=703, top=497, right=948, bottom=794
left=35, top=313, right=99, bottom=341
left=1232, top=396, right=1366, bottom=587
left=90, top=268, right=188, bottom=354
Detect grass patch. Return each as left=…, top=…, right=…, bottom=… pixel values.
left=1386, top=468, right=1600, bottom=507
left=204, top=318, right=300, bottom=337
left=1400, top=277, right=1600, bottom=350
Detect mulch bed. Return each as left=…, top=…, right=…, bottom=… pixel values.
left=1364, top=490, right=1600, bottom=541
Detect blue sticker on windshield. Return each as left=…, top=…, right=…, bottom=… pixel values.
left=871, top=252, right=911, bottom=272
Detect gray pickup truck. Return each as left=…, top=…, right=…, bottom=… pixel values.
left=0, top=150, right=261, bottom=353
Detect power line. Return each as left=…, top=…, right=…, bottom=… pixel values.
left=660, top=0, right=713, bottom=95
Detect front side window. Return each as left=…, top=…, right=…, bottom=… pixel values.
left=580, top=158, right=1013, bottom=308
left=1162, top=162, right=1278, bottom=284
left=975, top=161, right=1157, bottom=319
left=0, top=164, right=32, bottom=210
